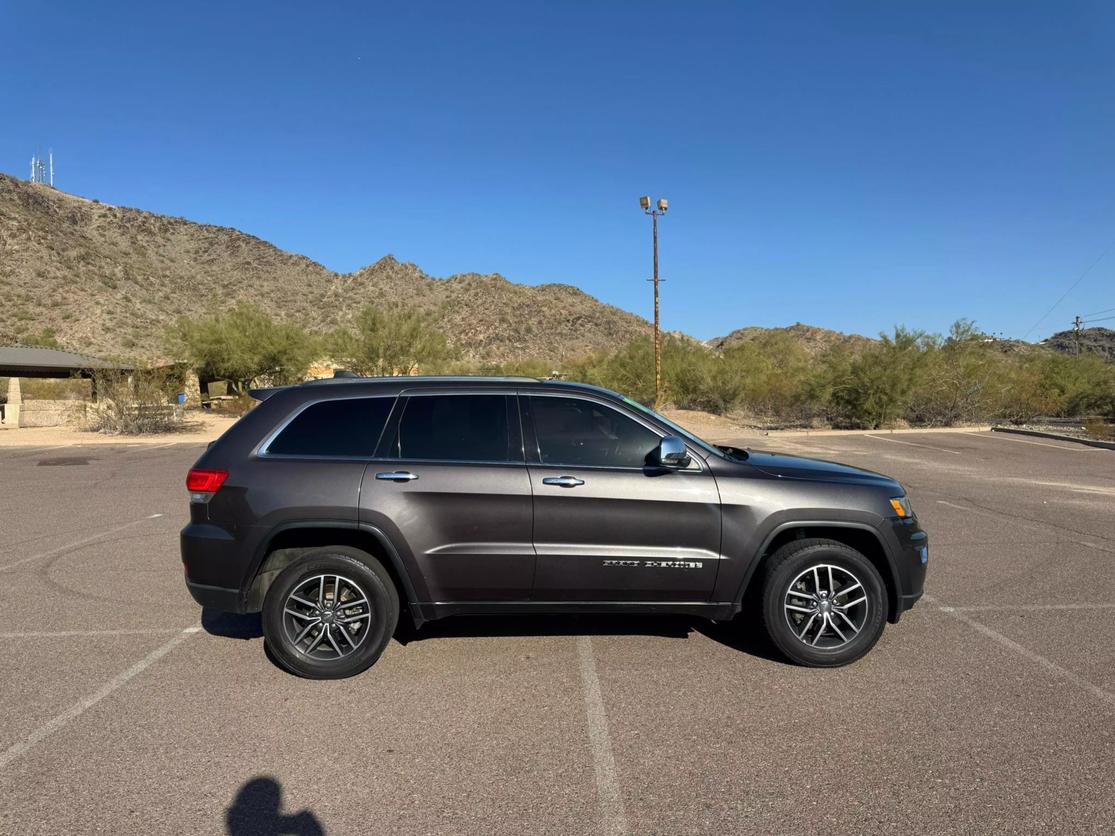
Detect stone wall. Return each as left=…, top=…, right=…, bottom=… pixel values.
left=16, top=399, right=87, bottom=428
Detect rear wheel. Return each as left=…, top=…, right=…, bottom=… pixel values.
left=760, top=538, right=886, bottom=667
left=262, top=547, right=398, bottom=679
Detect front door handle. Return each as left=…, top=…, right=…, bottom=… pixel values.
left=542, top=476, right=585, bottom=488
left=375, top=471, right=419, bottom=482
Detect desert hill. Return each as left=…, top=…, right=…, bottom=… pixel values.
left=1, top=173, right=1106, bottom=367
left=0, top=174, right=647, bottom=363
left=707, top=322, right=874, bottom=355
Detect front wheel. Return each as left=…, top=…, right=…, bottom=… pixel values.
left=760, top=538, right=887, bottom=667
left=262, top=547, right=399, bottom=679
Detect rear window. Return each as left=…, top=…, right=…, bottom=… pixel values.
left=390, top=394, right=518, bottom=462
left=266, top=397, right=394, bottom=457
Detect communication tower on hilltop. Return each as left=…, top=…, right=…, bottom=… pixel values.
left=29, top=151, right=54, bottom=186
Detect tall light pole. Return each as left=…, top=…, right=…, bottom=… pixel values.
left=639, top=195, right=668, bottom=406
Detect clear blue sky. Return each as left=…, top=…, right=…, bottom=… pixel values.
left=4, top=1, right=1115, bottom=341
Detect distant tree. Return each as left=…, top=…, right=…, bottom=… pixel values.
left=168, top=304, right=316, bottom=392
left=328, top=306, right=453, bottom=376
left=831, top=327, right=928, bottom=428
left=908, top=320, right=1000, bottom=425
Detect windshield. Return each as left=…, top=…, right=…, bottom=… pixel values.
left=620, top=396, right=726, bottom=459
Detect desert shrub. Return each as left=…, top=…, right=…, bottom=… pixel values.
left=168, top=304, right=317, bottom=392
left=1084, top=417, right=1114, bottom=440
left=86, top=369, right=180, bottom=434
left=209, top=393, right=256, bottom=416
left=720, top=332, right=817, bottom=421
left=1031, top=352, right=1115, bottom=418
left=21, top=377, right=92, bottom=401
left=327, top=306, right=454, bottom=376
left=20, top=328, right=60, bottom=348
left=829, top=328, right=929, bottom=428
left=907, top=321, right=1002, bottom=426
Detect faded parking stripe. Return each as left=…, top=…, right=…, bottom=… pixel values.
left=0, top=626, right=201, bottom=770
left=577, top=635, right=628, bottom=836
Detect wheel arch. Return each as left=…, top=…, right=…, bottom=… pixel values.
left=245, top=522, right=423, bottom=625
left=738, top=521, right=901, bottom=623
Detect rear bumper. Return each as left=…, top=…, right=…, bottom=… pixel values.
left=181, top=522, right=251, bottom=613
left=185, top=579, right=244, bottom=613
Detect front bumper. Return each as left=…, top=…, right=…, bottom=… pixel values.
left=888, top=515, right=927, bottom=616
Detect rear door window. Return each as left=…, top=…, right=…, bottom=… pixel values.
left=390, top=394, right=519, bottom=462
left=266, top=397, right=394, bottom=457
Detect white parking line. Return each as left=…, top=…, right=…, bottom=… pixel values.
left=0, top=628, right=183, bottom=638
left=926, top=594, right=1114, bottom=708
left=123, top=441, right=179, bottom=453
left=942, top=603, right=1115, bottom=612
left=0, top=514, right=165, bottom=572
left=982, top=433, right=1100, bottom=452
left=576, top=636, right=628, bottom=836
left=0, top=626, right=200, bottom=771
left=864, top=435, right=963, bottom=455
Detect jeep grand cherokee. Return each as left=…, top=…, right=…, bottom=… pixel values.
left=181, top=376, right=927, bottom=678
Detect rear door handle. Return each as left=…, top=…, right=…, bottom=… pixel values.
left=542, top=476, right=584, bottom=488
left=375, top=471, right=419, bottom=482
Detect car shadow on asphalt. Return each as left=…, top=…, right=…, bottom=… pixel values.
left=203, top=607, right=263, bottom=639
left=396, top=612, right=791, bottom=665
left=200, top=608, right=790, bottom=666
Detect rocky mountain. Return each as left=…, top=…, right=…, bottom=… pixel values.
left=707, top=322, right=874, bottom=355
left=1044, top=327, right=1115, bottom=363
left=0, top=174, right=648, bottom=363
left=2, top=173, right=1105, bottom=368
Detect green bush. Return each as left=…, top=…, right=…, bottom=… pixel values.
left=327, top=306, right=454, bottom=376
left=555, top=320, right=1115, bottom=428
left=168, top=304, right=317, bottom=393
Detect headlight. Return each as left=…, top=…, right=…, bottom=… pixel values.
left=889, top=495, right=913, bottom=518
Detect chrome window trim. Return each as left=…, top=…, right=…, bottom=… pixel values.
left=376, top=457, right=529, bottom=468
left=522, top=391, right=704, bottom=473
left=256, top=393, right=397, bottom=459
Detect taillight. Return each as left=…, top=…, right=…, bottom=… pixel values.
left=186, top=468, right=228, bottom=494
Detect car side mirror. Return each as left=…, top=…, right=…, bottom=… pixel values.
left=655, top=436, right=691, bottom=469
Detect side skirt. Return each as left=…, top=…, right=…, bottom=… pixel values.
left=414, top=601, right=741, bottom=622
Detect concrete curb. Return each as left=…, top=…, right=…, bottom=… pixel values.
left=991, top=426, right=1115, bottom=451
left=764, top=425, right=991, bottom=438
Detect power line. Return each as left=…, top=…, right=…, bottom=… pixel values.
left=1082, top=305, right=1115, bottom=317
left=1083, top=314, right=1115, bottom=324
left=1022, top=238, right=1115, bottom=339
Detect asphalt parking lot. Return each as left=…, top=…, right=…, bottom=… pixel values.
left=1, top=430, right=1113, bottom=834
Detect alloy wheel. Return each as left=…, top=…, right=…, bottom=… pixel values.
left=282, top=573, right=373, bottom=660
left=783, top=563, right=868, bottom=649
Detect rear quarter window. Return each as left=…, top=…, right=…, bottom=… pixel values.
left=265, top=397, right=394, bottom=457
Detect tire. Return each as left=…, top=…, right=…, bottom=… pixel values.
left=760, top=538, right=886, bottom=667
left=262, top=547, right=399, bottom=679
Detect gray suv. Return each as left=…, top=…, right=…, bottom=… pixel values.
left=182, top=376, right=927, bottom=678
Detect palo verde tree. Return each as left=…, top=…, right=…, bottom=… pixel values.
left=168, top=304, right=317, bottom=392
left=328, top=305, right=453, bottom=376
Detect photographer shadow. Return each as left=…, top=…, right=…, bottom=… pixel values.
left=225, top=776, right=323, bottom=836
